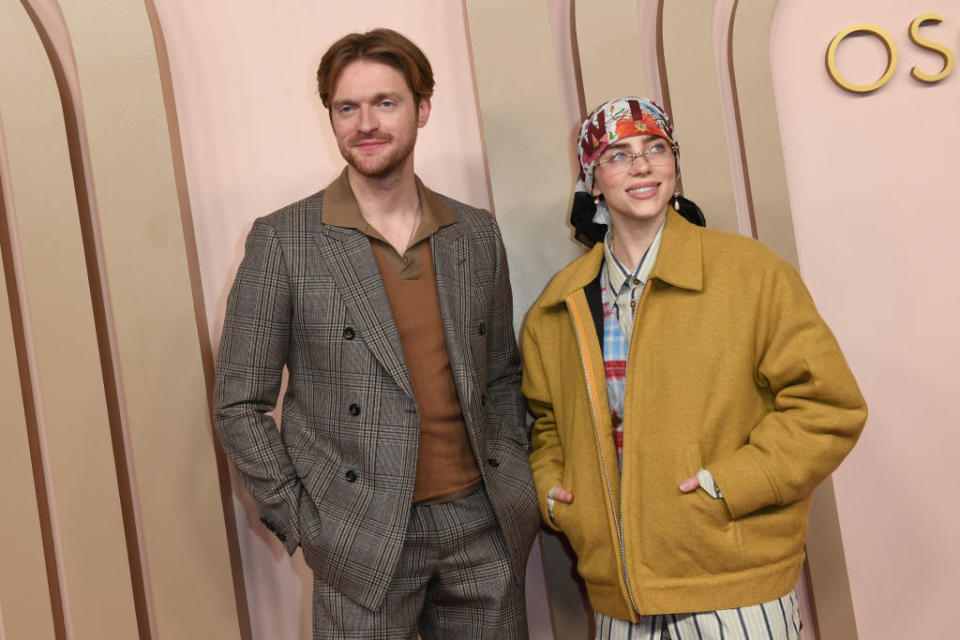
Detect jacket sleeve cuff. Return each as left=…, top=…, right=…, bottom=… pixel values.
left=696, top=468, right=723, bottom=499
left=258, top=515, right=300, bottom=555
left=259, top=480, right=311, bottom=555
left=536, top=476, right=563, bottom=531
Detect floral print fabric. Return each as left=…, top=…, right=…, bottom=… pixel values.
left=576, top=97, right=676, bottom=194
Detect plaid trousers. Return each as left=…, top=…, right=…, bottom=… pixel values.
left=311, top=486, right=527, bottom=639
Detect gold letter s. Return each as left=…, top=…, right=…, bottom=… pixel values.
left=909, top=13, right=955, bottom=83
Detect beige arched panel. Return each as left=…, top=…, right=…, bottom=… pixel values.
left=0, top=125, right=58, bottom=640
left=50, top=0, right=244, bottom=637
left=0, top=3, right=138, bottom=638
left=463, top=0, right=583, bottom=327
left=464, top=1, right=587, bottom=638
left=731, top=0, right=798, bottom=266
left=575, top=0, right=651, bottom=109
left=732, top=5, right=857, bottom=637
left=661, top=1, right=740, bottom=233
left=0, top=270, right=57, bottom=639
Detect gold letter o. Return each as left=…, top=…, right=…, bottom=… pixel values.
left=826, top=24, right=898, bottom=93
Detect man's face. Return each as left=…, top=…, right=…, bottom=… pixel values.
left=329, top=59, right=430, bottom=179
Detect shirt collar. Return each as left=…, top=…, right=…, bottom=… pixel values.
left=602, top=221, right=665, bottom=295
left=320, top=167, right=457, bottom=244
left=536, top=208, right=703, bottom=309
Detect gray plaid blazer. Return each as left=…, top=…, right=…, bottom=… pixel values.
left=213, top=181, right=539, bottom=611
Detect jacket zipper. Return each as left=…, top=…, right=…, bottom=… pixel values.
left=565, top=297, right=642, bottom=617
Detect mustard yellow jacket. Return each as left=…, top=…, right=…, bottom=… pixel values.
left=522, top=210, right=866, bottom=620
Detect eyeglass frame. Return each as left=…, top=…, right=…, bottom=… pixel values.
left=593, top=140, right=679, bottom=173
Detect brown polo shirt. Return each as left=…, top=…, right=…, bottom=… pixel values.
left=322, top=170, right=482, bottom=503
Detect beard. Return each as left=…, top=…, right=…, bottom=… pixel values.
left=338, top=128, right=418, bottom=179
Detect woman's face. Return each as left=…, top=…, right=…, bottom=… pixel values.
left=590, top=134, right=676, bottom=228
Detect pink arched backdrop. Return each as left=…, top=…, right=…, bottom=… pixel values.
left=2, top=1, right=957, bottom=638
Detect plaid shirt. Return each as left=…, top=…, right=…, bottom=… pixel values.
left=601, top=226, right=663, bottom=344
left=600, top=226, right=661, bottom=467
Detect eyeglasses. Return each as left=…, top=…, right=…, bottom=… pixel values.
left=594, top=141, right=678, bottom=174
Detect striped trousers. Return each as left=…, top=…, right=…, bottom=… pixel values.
left=595, top=588, right=802, bottom=640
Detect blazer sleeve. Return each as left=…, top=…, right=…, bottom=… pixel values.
left=484, top=217, right=527, bottom=446
left=708, top=260, right=868, bottom=520
left=213, top=218, right=304, bottom=554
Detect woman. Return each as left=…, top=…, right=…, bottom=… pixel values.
left=521, top=97, right=866, bottom=639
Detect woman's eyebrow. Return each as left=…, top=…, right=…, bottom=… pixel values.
left=603, top=141, right=631, bottom=152
left=600, top=135, right=658, bottom=155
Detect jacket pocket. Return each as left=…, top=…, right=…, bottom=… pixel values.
left=552, top=477, right=622, bottom=592
left=737, top=499, right=810, bottom=568
left=682, top=446, right=734, bottom=526
left=487, top=436, right=539, bottom=514
left=641, top=445, right=744, bottom=575
left=288, top=427, right=339, bottom=522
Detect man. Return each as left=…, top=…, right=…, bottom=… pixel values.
left=214, top=28, right=539, bottom=639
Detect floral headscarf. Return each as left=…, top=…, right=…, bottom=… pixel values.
left=576, top=96, right=677, bottom=195
left=569, top=97, right=703, bottom=246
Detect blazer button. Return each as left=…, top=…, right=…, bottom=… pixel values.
left=344, top=470, right=357, bottom=482
left=348, top=403, right=360, bottom=416
left=343, top=327, right=355, bottom=340
left=478, top=322, right=486, bottom=335
left=487, top=458, right=500, bottom=468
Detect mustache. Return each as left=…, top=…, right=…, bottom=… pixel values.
left=349, top=133, right=393, bottom=145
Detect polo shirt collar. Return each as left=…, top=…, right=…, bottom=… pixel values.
left=321, top=167, right=457, bottom=244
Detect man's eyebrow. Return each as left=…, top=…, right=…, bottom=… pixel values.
left=371, top=91, right=403, bottom=103
left=332, top=92, right=403, bottom=108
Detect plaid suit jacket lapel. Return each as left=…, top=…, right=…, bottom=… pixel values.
left=313, top=224, right=415, bottom=400
left=431, top=222, right=482, bottom=442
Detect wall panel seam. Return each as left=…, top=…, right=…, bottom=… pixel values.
left=0, top=115, right=67, bottom=640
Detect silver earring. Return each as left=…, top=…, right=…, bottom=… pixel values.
left=673, top=188, right=681, bottom=212
left=594, top=196, right=601, bottom=205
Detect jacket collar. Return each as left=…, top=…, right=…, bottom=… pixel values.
left=650, top=208, right=703, bottom=291
left=540, top=208, right=703, bottom=307
left=309, top=170, right=470, bottom=403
